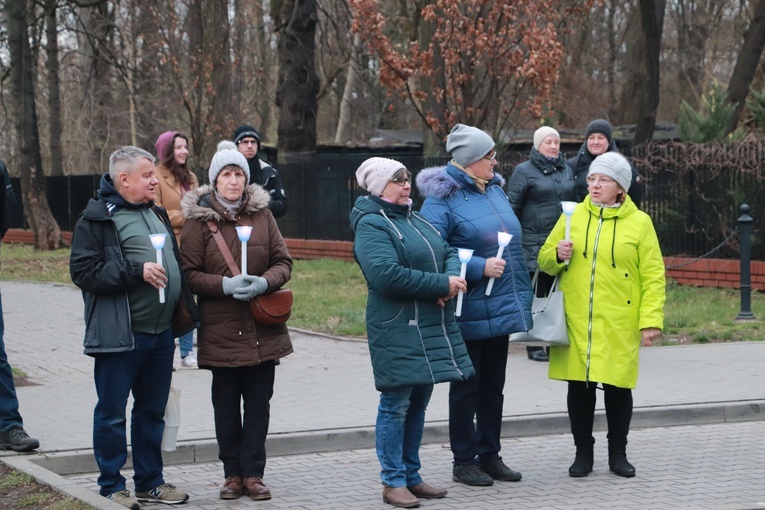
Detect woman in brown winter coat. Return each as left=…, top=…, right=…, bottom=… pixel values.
left=180, top=141, right=292, bottom=502
left=154, top=130, right=200, bottom=368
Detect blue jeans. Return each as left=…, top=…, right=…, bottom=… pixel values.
left=92, top=329, right=174, bottom=496
left=376, top=384, right=434, bottom=488
left=0, top=291, right=23, bottom=433
left=178, top=330, right=194, bottom=359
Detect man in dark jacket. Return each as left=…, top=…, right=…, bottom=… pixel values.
left=70, top=146, right=199, bottom=510
left=567, top=119, right=643, bottom=208
left=232, top=124, right=288, bottom=218
left=0, top=159, right=39, bottom=453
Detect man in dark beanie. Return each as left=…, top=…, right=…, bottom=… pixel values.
left=567, top=119, right=643, bottom=208
left=232, top=124, right=288, bottom=218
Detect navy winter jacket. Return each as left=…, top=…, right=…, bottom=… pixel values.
left=417, top=163, right=533, bottom=341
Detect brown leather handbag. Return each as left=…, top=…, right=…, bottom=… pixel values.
left=207, top=220, right=293, bottom=325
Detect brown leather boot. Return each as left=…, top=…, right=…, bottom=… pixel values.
left=243, top=477, right=272, bottom=501
left=407, top=481, right=447, bottom=499
left=382, top=486, right=420, bottom=508
left=219, top=476, right=243, bottom=500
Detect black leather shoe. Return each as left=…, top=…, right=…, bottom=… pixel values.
left=479, top=455, right=523, bottom=482
left=609, top=455, right=636, bottom=477
left=569, top=452, right=594, bottom=477
left=452, top=465, right=493, bottom=486
left=528, top=350, right=549, bottom=362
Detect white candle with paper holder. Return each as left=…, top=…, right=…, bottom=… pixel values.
left=485, top=231, right=513, bottom=296
left=455, top=248, right=474, bottom=317
left=235, top=226, right=253, bottom=276
left=149, top=233, right=167, bottom=303
left=561, top=201, right=577, bottom=265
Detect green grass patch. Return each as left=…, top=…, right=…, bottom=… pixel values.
left=0, top=469, right=35, bottom=490
left=660, top=279, right=765, bottom=344
left=287, top=258, right=368, bottom=337
left=0, top=243, right=72, bottom=284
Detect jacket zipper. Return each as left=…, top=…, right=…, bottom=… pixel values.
left=586, top=208, right=605, bottom=385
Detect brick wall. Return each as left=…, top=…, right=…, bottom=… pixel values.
left=6, top=229, right=761, bottom=290
left=664, top=257, right=765, bottom=291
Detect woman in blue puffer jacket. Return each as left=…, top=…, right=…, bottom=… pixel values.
left=417, top=124, right=533, bottom=488
left=351, top=157, right=475, bottom=509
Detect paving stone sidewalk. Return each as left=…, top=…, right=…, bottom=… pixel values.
left=1, top=280, right=764, bottom=509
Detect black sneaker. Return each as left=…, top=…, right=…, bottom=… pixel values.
left=479, top=455, right=522, bottom=481
left=1, top=426, right=39, bottom=452
left=452, top=464, right=494, bottom=486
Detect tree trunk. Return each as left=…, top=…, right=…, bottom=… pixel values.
left=334, top=34, right=361, bottom=144
left=725, top=0, right=765, bottom=134
left=634, top=0, right=666, bottom=145
left=7, top=0, right=63, bottom=250
left=45, top=0, right=64, bottom=176
left=274, top=0, right=319, bottom=158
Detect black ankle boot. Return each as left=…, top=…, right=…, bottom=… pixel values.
left=568, top=448, right=593, bottom=477
left=608, top=453, right=636, bottom=477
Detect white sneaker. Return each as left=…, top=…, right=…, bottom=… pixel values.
left=180, top=351, right=198, bottom=368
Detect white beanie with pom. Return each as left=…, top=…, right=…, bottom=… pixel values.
left=208, top=140, right=250, bottom=185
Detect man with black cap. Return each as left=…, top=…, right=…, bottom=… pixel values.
left=567, top=119, right=643, bottom=208
left=232, top=125, right=288, bottom=218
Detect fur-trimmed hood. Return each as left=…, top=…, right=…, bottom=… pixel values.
left=416, top=164, right=506, bottom=200
left=181, top=183, right=271, bottom=222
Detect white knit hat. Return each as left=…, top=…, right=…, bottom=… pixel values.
left=533, top=126, right=560, bottom=151
left=445, top=124, right=496, bottom=167
left=208, top=141, right=250, bottom=185
left=355, top=157, right=407, bottom=197
left=588, top=152, right=632, bottom=192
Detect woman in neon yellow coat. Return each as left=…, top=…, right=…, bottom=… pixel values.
left=538, top=152, right=665, bottom=480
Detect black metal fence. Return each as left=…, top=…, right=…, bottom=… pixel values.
left=8, top=143, right=765, bottom=260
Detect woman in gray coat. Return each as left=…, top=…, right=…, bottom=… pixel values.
left=507, top=126, right=577, bottom=362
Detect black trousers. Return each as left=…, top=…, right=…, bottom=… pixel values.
left=567, top=380, right=633, bottom=452
left=210, top=362, right=276, bottom=478
left=449, top=335, right=509, bottom=465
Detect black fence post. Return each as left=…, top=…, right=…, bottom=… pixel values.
left=736, top=204, right=755, bottom=321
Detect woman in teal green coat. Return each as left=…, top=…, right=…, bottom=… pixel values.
left=351, top=157, right=475, bottom=509
left=538, top=152, right=665, bottom=480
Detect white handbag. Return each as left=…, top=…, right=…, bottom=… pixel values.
left=509, top=271, right=569, bottom=346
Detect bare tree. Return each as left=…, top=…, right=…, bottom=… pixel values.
left=7, top=0, right=64, bottom=249
left=725, top=0, right=765, bottom=134
left=273, top=0, right=320, bottom=157
left=45, top=0, right=64, bottom=176
left=634, top=0, right=666, bottom=144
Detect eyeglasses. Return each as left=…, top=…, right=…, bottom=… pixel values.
left=390, top=177, right=411, bottom=187
left=586, top=175, right=616, bottom=185
left=237, top=140, right=258, bottom=146
left=483, top=152, right=497, bottom=163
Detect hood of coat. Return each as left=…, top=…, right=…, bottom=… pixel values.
left=528, top=147, right=567, bottom=175
left=416, top=164, right=506, bottom=200
left=181, top=183, right=271, bottom=222
left=583, top=193, right=638, bottom=219
left=350, top=195, right=411, bottom=233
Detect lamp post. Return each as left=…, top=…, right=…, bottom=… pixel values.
left=736, top=204, right=755, bottom=321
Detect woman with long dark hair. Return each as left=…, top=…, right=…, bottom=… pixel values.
left=154, top=131, right=199, bottom=368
